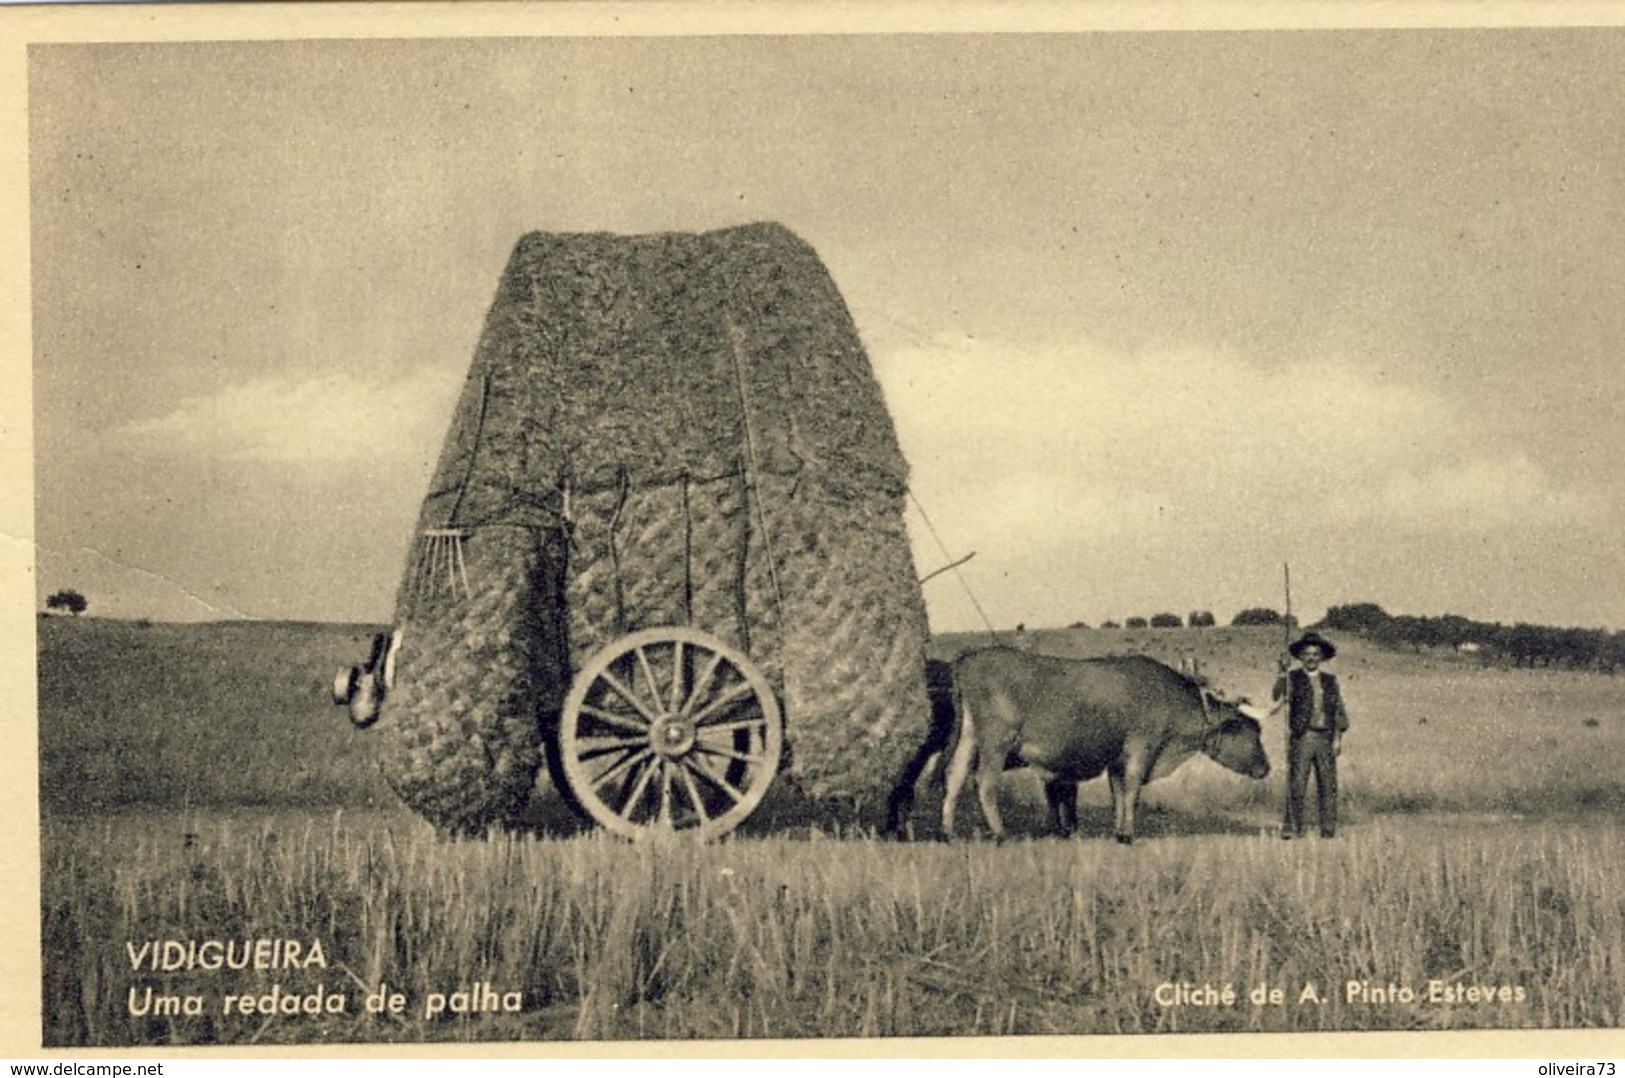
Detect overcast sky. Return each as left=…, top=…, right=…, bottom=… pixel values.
left=21, top=20, right=1625, bottom=633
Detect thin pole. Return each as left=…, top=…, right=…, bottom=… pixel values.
left=909, top=489, right=999, bottom=643
left=1282, top=562, right=1294, bottom=662
left=918, top=551, right=976, bottom=587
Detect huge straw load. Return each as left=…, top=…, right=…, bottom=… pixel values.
left=368, top=222, right=932, bottom=836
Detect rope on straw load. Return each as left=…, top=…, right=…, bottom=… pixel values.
left=727, top=317, right=786, bottom=624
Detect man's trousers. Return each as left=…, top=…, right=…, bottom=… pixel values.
left=1283, top=730, right=1338, bottom=838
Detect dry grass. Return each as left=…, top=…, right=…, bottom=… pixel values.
left=42, top=812, right=1624, bottom=1045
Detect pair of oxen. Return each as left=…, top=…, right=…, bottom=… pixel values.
left=886, top=648, right=1271, bottom=844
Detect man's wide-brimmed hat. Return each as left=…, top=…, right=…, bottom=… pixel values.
left=1289, top=631, right=1337, bottom=660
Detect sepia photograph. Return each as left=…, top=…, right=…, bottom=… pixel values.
left=7, top=2, right=1625, bottom=1056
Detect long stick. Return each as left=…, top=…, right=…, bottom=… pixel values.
left=1282, top=562, right=1293, bottom=664
left=908, top=489, right=999, bottom=642
left=918, top=551, right=976, bottom=587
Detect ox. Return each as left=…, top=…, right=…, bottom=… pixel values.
left=939, top=649, right=1270, bottom=843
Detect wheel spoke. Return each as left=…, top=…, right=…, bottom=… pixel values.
left=695, top=715, right=769, bottom=736
left=580, top=703, right=650, bottom=734
left=694, top=741, right=767, bottom=766
left=691, top=762, right=747, bottom=806
left=575, top=734, right=650, bottom=757
left=673, top=760, right=710, bottom=825
left=680, top=650, right=725, bottom=716
left=669, top=639, right=685, bottom=713
left=635, top=645, right=663, bottom=712
left=689, top=681, right=755, bottom=726
left=599, top=670, right=662, bottom=725
left=618, top=755, right=660, bottom=820
left=588, top=745, right=652, bottom=789
left=657, top=761, right=674, bottom=826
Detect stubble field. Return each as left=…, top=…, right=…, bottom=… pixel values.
left=34, top=617, right=1625, bottom=1045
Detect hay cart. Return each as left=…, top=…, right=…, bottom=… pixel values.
left=336, top=224, right=933, bottom=840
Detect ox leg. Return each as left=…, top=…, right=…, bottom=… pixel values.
left=1107, top=761, right=1142, bottom=845
left=975, top=766, right=1006, bottom=844
left=883, top=786, right=913, bottom=840
left=940, top=708, right=977, bottom=842
left=1042, top=777, right=1077, bottom=837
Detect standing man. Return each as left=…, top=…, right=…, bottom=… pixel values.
left=1273, top=631, right=1350, bottom=839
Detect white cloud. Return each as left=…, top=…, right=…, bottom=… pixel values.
left=875, top=332, right=1601, bottom=538
left=879, top=333, right=1445, bottom=490
left=878, top=333, right=1618, bottom=632
left=118, top=363, right=465, bottom=467
left=1331, top=455, right=1605, bottom=531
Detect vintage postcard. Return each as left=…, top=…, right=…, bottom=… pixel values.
left=5, top=1, right=1624, bottom=1060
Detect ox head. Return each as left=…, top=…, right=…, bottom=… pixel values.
left=1199, top=691, right=1271, bottom=779
left=332, top=629, right=401, bottom=729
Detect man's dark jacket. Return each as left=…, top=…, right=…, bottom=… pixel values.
left=1277, top=669, right=1350, bottom=738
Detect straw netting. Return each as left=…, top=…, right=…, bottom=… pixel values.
left=377, top=524, right=570, bottom=835
left=372, top=222, right=931, bottom=832
left=755, top=474, right=930, bottom=803
left=561, top=474, right=767, bottom=674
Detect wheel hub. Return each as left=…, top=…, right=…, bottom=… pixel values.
left=650, top=714, right=696, bottom=758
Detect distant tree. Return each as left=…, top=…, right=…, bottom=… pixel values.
left=1322, top=602, right=1391, bottom=634
left=1282, top=604, right=1618, bottom=671
left=1150, top=613, right=1183, bottom=629
left=1555, top=626, right=1605, bottom=670
left=1068, top=620, right=1091, bottom=630
left=1378, top=614, right=1428, bottom=651
left=1124, top=616, right=1149, bottom=630
left=1188, top=610, right=1216, bottom=628
left=45, top=589, right=87, bottom=616
left=1231, top=607, right=1283, bottom=627
left=1101, top=620, right=1121, bottom=630
left=1505, top=623, right=1546, bottom=668
left=1434, top=614, right=1479, bottom=649
left=1604, top=632, right=1625, bottom=675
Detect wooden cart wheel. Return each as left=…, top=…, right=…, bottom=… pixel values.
left=556, top=626, right=784, bottom=841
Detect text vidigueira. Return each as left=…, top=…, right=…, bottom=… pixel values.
left=126, top=938, right=327, bottom=972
